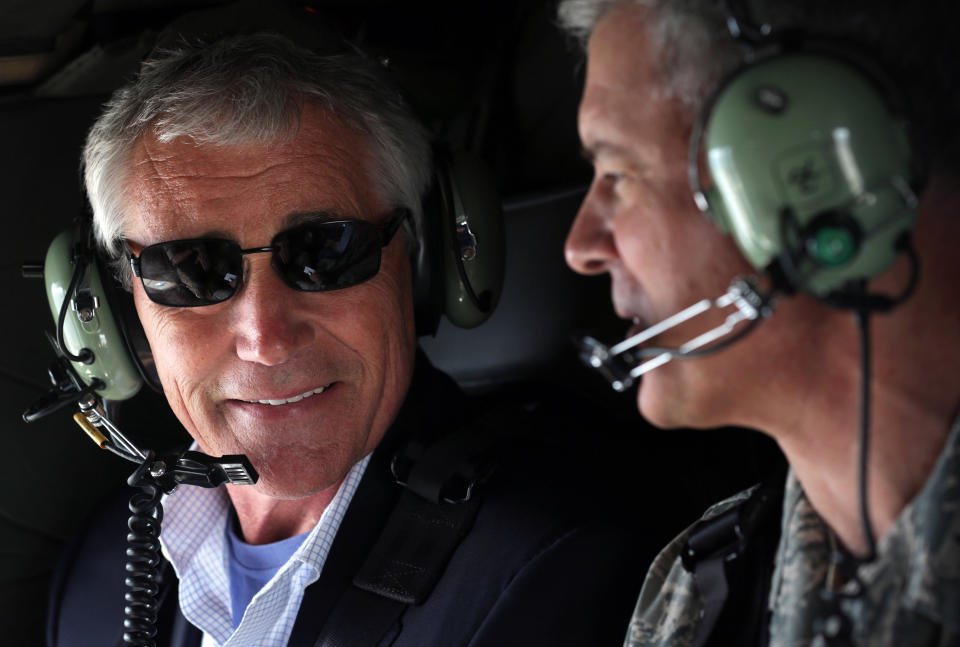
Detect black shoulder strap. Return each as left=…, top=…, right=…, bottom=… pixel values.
left=681, top=474, right=785, bottom=647
left=312, top=413, right=513, bottom=647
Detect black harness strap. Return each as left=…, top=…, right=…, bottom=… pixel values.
left=314, top=493, right=481, bottom=647
left=681, top=476, right=784, bottom=647
left=354, top=492, right=482, bottom=604
left=312, top=588, right=407, bottom=647
left=684, top=505, right=742, bottom=647
left=312, top=415, right=511, bottom=647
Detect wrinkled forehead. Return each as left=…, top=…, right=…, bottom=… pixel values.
left=123, top=104, right=381, bottom=245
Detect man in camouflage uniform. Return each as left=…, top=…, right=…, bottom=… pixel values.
left=555, top=0, right=960, bottom=645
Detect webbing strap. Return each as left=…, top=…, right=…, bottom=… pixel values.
left=689, top=556, right=730, bottom=647
left=685, top=507, right=740, bottom=647
left=681, top=475, right=785, bottom=647
left=312, top=416, right=506, bottom=647
left=313, top=493, right=482, bottom=647
left=354, top=491, right=481, bottom=604
left=312, top=588, right=407, bottom=647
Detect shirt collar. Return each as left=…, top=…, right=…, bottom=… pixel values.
left=861, top=412, right=960, bottom=631
left=775, top=412, right=960, bottom=634
left=159, top=451, right=370, bottom=644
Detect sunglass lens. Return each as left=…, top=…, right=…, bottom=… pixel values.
left=138, top=239, right=242, bottom=306
left=272, top=221, right=381, bottom=291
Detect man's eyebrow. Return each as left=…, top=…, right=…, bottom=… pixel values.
left=126, top=227, right=233, bottom=250
left=282, top=210, right=349, bottom=228
left=199, top=228, right=232, bottom=239
left=582, top=140, right=634, bottom=163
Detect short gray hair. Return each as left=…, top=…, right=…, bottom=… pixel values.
left=557, top=0, right=742, bottom=111
left=83, top=32, right=432, bottom=286
left=557, top=0, right=960, bottom=172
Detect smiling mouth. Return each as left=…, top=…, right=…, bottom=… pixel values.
left=245, top=384, right=332, bottom=406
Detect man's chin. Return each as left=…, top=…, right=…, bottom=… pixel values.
left=237, top=448, right=352, bottom=500
left=241, top=471, right=344, bottom=500
left=637, top=373, right=692, bottom=430
left=639, top=374, right=734, bottom=431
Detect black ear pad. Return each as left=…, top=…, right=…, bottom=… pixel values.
left=413, top=170, right=446, bottom=336
left=94, top=254, right=162, bottom=393
left=414, top=150, right=506, bottom=337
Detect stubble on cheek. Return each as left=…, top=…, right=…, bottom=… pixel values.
left=163, top=372, right=230, bottom=456
left=145, top=308, right=232, bottom=453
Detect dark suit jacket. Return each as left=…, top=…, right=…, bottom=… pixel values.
left=48, top=356, right=653, bottom=647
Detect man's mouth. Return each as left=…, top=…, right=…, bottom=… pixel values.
left=245, top=383, right=333, bottom=406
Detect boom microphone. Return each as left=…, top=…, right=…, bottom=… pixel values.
left=579, top=277, right=774, bottom=392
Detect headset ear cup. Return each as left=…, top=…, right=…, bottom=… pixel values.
left=698, top=51, right=916, bottom=297
left=437, top=151, right=505, bottom=329
left=44, top=229, right=145, bottom=400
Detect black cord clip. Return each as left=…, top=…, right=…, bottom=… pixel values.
left=135, top=450, right=259, bottom=495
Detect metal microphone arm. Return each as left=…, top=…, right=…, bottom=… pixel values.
left=579, top=277, right=774, bottom=392
left=72, top=393, right=258, bottom=492
left=23, top=337, right=258, bottom=491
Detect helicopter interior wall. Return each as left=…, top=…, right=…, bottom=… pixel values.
left=0, top=95, right=140, bottom=645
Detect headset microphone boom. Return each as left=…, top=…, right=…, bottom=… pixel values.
left=579, top=276, right=774, bottom=392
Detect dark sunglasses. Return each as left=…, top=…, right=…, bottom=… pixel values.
left=129, top=208, right=410, bottom=307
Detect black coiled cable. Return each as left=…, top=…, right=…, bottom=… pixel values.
left=124, top=456, right=165, bottom=647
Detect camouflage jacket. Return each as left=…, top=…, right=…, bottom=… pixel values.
left=625, top=415, right=960, bottom=647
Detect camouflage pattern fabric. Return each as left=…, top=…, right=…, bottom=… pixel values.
left=624, top=488, right=756, bottom=646
left=625, top=414, right=960, bottom=647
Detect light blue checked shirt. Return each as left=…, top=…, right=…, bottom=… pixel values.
left=160, top=454, right=371, bottom=647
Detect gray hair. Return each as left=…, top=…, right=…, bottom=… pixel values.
left=557, top=0, right=960, bottom=172
left=558, top=0, right=743, bottom=110
left=83, top=32, right=432, bottom=287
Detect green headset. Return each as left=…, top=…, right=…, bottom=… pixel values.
left=688, top=7, right=920, bottom=304
left=40, top=148, right=505, bottom=405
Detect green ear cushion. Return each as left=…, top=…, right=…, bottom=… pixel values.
left=44, top=230, right=143, bottom=401
left=703, top=52, right=915, bottom=296
left=440, top=152, right=505, bottom=329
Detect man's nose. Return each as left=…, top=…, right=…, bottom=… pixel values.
left=230, top=257, right=315, bottom=366
left=564, top=184, right=618, bottom=276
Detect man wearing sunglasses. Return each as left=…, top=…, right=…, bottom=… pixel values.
left=48, top=30, right=650, bottom=647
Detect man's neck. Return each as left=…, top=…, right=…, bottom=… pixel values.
left=770, top=174, right=960, bottom=556
left=776, top=387, right=953, bottom=556
left=225, top=479, right=345, bottom=545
